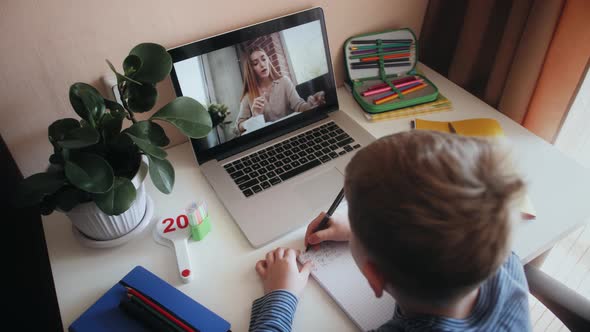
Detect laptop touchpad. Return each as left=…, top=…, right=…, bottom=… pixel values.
left=294, top=167, right=344, bottom=214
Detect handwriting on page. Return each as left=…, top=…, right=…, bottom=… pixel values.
left=298, top=240, right=396, bottom=331
left=299, top=241, right=350, bottom=270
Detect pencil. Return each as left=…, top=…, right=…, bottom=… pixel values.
left=305, top=188, right=345, bottom=252
left=352, top=58, right=410, bottom=65
left=359, top=53, right=411, bottom=62
left=351, top=39, right=413, bottom=44
left=350, top=47, right=412, bottom=56
left=364, top=76, right=417, bottom=92
left=125, top=286, right=195, bottom=332
left=350, top=43, right=414, bottom=51
left=351, top=50, right=411, bottom=61
left=374, top=83, right=427, bottom=105
left=128, top=293, right=184, bottom=332
left=351, top=63, right=411, bottom=70
left=361, top=79, right=423, bottom=97
left=120, top=297, right=178, bottom=332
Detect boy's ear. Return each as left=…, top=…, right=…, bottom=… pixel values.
left=360, top=260, right=387, bottom=298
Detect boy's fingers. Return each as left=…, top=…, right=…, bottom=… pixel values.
left=299, top=261, right=313, bottom=278
left=265, top=251, right=274, bottom=264
left=305, top=212, right=327, bottom=244
left=284, top=248, right=297, bottom=259
left=255, top=260, right=267, bottom=277
left=274, top=247, right=285, bottom=259
left=308, top=227, right=335, bottom=245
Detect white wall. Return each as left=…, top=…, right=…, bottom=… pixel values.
left=0, top=0, right=428, bottom=176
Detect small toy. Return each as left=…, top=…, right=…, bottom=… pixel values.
left=186, top=201, right=211, bottom=241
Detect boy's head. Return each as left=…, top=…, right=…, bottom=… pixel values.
left=345, top=130, right=525, bottom=305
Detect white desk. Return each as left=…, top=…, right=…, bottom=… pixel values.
left=43, top=64, right=590, bottom=331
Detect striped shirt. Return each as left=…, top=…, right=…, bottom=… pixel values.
left=249, top=253, right=531, bottom=331
left=249, top=290, right=298, bottom=332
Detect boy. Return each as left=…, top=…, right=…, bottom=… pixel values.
left=249, top=130, right=532, bottom=331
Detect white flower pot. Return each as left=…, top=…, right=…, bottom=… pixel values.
left=65, top=156, right=150, bottom=241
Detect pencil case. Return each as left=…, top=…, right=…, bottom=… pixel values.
left=344, top=28, right=439, bottom=115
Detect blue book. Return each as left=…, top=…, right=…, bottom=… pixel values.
left=69, top=265, right=231, bottom=332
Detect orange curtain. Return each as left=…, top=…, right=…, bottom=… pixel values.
left=522, top=0, right=590, bottom=142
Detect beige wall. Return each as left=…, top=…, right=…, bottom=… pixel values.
left=0, top=0, right=428, bottom=176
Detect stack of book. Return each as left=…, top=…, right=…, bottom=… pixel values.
left=362, top=92, right=452, bottom=122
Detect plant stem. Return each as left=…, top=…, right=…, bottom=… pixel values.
left=126, top=110, right=138, bottom=123
left=118, top=81, right=137, bottom=124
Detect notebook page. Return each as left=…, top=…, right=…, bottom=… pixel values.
left=299, top=200, right=395, bottom=331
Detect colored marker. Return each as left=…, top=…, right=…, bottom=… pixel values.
left=363, top=76, right=418, bottom=93
left=350, top=46, right=412, bottom=56
left=351, top=39, right=413, bottom=44
left=362, top=79, right=424, bottom=97
left=360, top=53, right=411, bottom=62
left=351, top=62, right=411, bottom=70
left=351, top=50, right=411, bottom=60
left=374, top=83, right=427, bottom=105
left=350, top=43, right=414, bottom=51
left=352, top=58, right=410, bottom=66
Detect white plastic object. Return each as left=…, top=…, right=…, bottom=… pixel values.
left=153, top=216, right=194, bottom=283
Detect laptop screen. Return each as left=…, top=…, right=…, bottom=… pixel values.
left=168, top=7, right=338, bottom=164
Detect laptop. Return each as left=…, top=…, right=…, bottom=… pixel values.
left=168, top=7, right=375, bottom=248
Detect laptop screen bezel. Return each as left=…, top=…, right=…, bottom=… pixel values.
left=168, top=7, right=338, bottom=164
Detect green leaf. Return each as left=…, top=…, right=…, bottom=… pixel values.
left=93, top=177, right=136, bottom=215
left=122, top=81, right=157, bottom=113
left=101, top=113, right=124, bottom=143
left=48, top=118, right=80, bottom=144
left=126, top=121, right=170, bottom=147
left=69, top=83, right=106, bottom=126
left=148, top=156, right=175, bottom=194
left=104, top=99, right=126, bottom=117
left=57, top=126, right=100, bottom=149
left=123, top=54, right=142, bottom=77
left=14, top=172, right=66, bottom=207
left=151, top=97, right=212, bottom=138
left=49, top=153, right=64, bottom=165
left=108, top=133, right=136, bottom=155
left=106, top=59, right=142, bottom=86
left=54, top=187, right=87, bottom=211
left=125, top=133, right=167, bottom=160
left=65, top=153, right=114, bottom=193
left=127, top=43, right=172, bottom=83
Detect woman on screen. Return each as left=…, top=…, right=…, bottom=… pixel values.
left=235, top=47, right=326, bottom=134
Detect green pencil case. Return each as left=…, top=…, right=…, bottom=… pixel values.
left=344, top=28, right=439, bottom=114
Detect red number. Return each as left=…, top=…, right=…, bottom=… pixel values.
left=177, top=215, right=189, bottom=229
left=162, top=218, right=175, bottom=233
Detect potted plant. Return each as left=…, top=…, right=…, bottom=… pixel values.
left=14, top=43, right=212, bottom=242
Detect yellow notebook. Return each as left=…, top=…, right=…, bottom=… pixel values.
left=413, top=118, right=536, bottom=220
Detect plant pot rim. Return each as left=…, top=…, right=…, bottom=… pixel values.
left=131, top=155, right=149, bottom=189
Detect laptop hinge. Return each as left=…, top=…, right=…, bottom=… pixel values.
left=215, top=112, right=329, bottom=161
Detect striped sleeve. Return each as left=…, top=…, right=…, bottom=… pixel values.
left=249, top=290, right=299, bottom=332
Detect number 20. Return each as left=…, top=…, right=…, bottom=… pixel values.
left=162, top=215, right=189, bottom=233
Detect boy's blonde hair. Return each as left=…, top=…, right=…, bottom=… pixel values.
left=345, top=130, right=525, bottom=303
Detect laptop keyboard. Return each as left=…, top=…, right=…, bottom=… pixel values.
left=223, top=121, right=361, bottom=198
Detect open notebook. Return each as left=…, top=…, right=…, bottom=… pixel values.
left=298, top=199, right=396, bottom=331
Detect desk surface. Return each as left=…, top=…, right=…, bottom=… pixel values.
left=43, top=64, right=590, bottom=331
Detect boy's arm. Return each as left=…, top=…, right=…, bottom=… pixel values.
left=250, top=247, right=312, bottom=332
left=249, top=290, right=298, bottom=332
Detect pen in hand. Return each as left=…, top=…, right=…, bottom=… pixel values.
left=305, top=188, right=345, bottom=252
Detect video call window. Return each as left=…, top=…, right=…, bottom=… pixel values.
left=173, top=20, right=329, bottom=148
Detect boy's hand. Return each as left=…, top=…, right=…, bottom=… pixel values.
left=255, top=247, right=312, bottom=297
left=304, top=212, right=351, bottom=248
